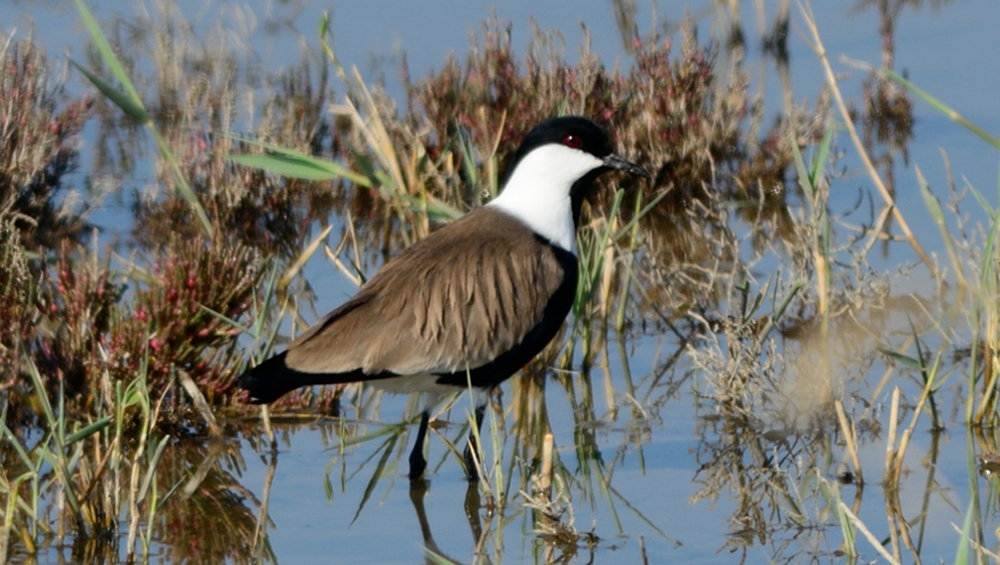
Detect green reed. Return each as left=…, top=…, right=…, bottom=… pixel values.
left=0, top=352, right=175, bottom=562
left=883, top=76, right=1000, bottom=424
left=797, top=1, right=1000, bottom=562
left=71, top=0, right=212, bottom=236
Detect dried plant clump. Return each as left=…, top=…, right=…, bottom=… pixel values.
left=0, top=15, right=328, bottom=427
left=402, top=17, right=826, bottom=211
left=18, top=237, right=262, bottom=424
left=31, top=242, right=124, bottom=402
left=862, top=73, right=914, bottom=154
left=105, top=238, right=262, bottom=404
left=0, top=221, right=36, bottom=381
left=0, top=37, right=93, bottom=248
left=151, top=93, right=333, bottom=259
left=521, top=474, right=597, bottom=564
left=409, top=18, right=622, bottom=171
left=80, top=7, right=339, bottom=260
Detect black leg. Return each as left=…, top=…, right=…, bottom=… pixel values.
left=463, top=403, right=486, bottom=482
left=409, top=410, right=431, bottom=481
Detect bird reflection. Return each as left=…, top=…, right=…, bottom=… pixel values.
left=409, top=479, right=492, bottom=565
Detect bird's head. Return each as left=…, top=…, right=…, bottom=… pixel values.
left=489, top=116, right=650, bottom=252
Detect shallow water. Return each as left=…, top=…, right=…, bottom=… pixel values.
left=4, top=0, right=1000, bottom=563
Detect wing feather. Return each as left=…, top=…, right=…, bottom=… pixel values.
left=283, top=208, right=568, bottom=377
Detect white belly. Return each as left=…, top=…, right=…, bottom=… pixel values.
left=368, top=373, right=462, bottom=395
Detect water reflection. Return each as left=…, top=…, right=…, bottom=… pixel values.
left=153, top=439, right=268, bottom=563
left=408, top=481, right=490, bottom=565
left=231, top=280, right=961, bottom=563
left=0, top=433, right=273, bottom=564
left=24, top=283, right=967, bottom=564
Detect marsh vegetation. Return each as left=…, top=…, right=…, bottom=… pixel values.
left=1, top=0, right=998, bottom=563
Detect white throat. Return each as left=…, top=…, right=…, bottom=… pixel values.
left=487, top=144, right=604, bottom=253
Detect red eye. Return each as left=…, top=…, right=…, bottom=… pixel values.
left=562, top=133, right=583, bottom=149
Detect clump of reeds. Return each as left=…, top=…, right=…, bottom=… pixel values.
left=0, top=220, right=35, bottom=385
left=675, top=2, right=1000, bottom=561
left=102, top=237, right=262, bottom=403
left=0, top=36, right=94, bottom=248
left=0, top=233, right=260, bottom=428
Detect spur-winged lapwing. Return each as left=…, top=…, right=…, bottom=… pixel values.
left=238, top=116, right=649, bottom=480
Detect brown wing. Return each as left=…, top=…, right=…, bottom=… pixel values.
left=283, top=208, right=568, bottom=376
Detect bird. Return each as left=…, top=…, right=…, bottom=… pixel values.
left=238, top=116, right=650, bottom=481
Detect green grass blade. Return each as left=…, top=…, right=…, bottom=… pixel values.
left=228, top=152, right=367, bottom=184
left=73, top=0, right=144, bottom=105
left=74, top=0, right=213, bottom=237
left=1, top=426, right=34, bottom=471
left=878, top=348, right=924, bottom=371
left=416, top=197, right=462, bottom=221
left=138, top=436, right=171, bottom=504
left=817, top=476, right=856, bottom=559
left=953, top=503, right=973, bottom=564
left=885, top=69, right=1000, bottom=149
left=612, top=187, right=670, bottom=240
left=199, top=304, right=250, bottom=334
left=962, top=179, right=996, bottom=217
left=65, top=418, right=111, bottom=445
left=37, top=449, right=84, bottom=523
left=915, top=165, right=966, bottom=288
left=337, top=422, right=407, bottom=449
left=249, top=262, right=282, bottom=338
left=422, top=547, right=454, bottom=565
left=350, top=434, right=398, bottom=525
left=68, top=60, right=149, bottom=122
left=606, top=481, right=670, bottom=539
left=25, top=361, right=57, bottom=430
left=790, top=131, right=814, bottom=202
left=810, top=123, right=834, bottom=187
left=227, top=136, right=372, bottom=187
left=319, top=11, right=349, bottom=82
left=149, top=128, right=214, bottom=235
left=228, top=136, right=461, bottom=220
left=456, top=127, right=484, bottom=196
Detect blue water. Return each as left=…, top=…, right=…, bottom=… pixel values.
left=4, top=0, right=999, bottom=563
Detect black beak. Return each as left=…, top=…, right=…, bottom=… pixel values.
left=604, top=153, right=651, bottom=179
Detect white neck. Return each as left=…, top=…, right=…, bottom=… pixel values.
left=487, top=144, right=604, bottom=253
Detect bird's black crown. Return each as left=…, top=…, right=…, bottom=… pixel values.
left=507, top=116, right=615, bottom=174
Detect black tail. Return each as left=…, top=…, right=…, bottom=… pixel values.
left=237, top=352, right=382, bottom=404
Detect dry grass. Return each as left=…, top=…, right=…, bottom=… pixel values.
left=0, top=37, right=94, bottom=247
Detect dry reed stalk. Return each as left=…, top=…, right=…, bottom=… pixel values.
left=325, top=212, right=365, bottom=288
left=796, top=0, right=935, bottom=277
left=252, top=450, right=278, bottom=555
left=839, top=499, right=902, bottom=565
left=834, top=400, right=863, bottom=486
left=540, top=432, right=554, bottom=501
left=883, top=386, right=902, bottom=562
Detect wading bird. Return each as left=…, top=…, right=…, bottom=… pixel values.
left=239, top=116, right=650, bottom=480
